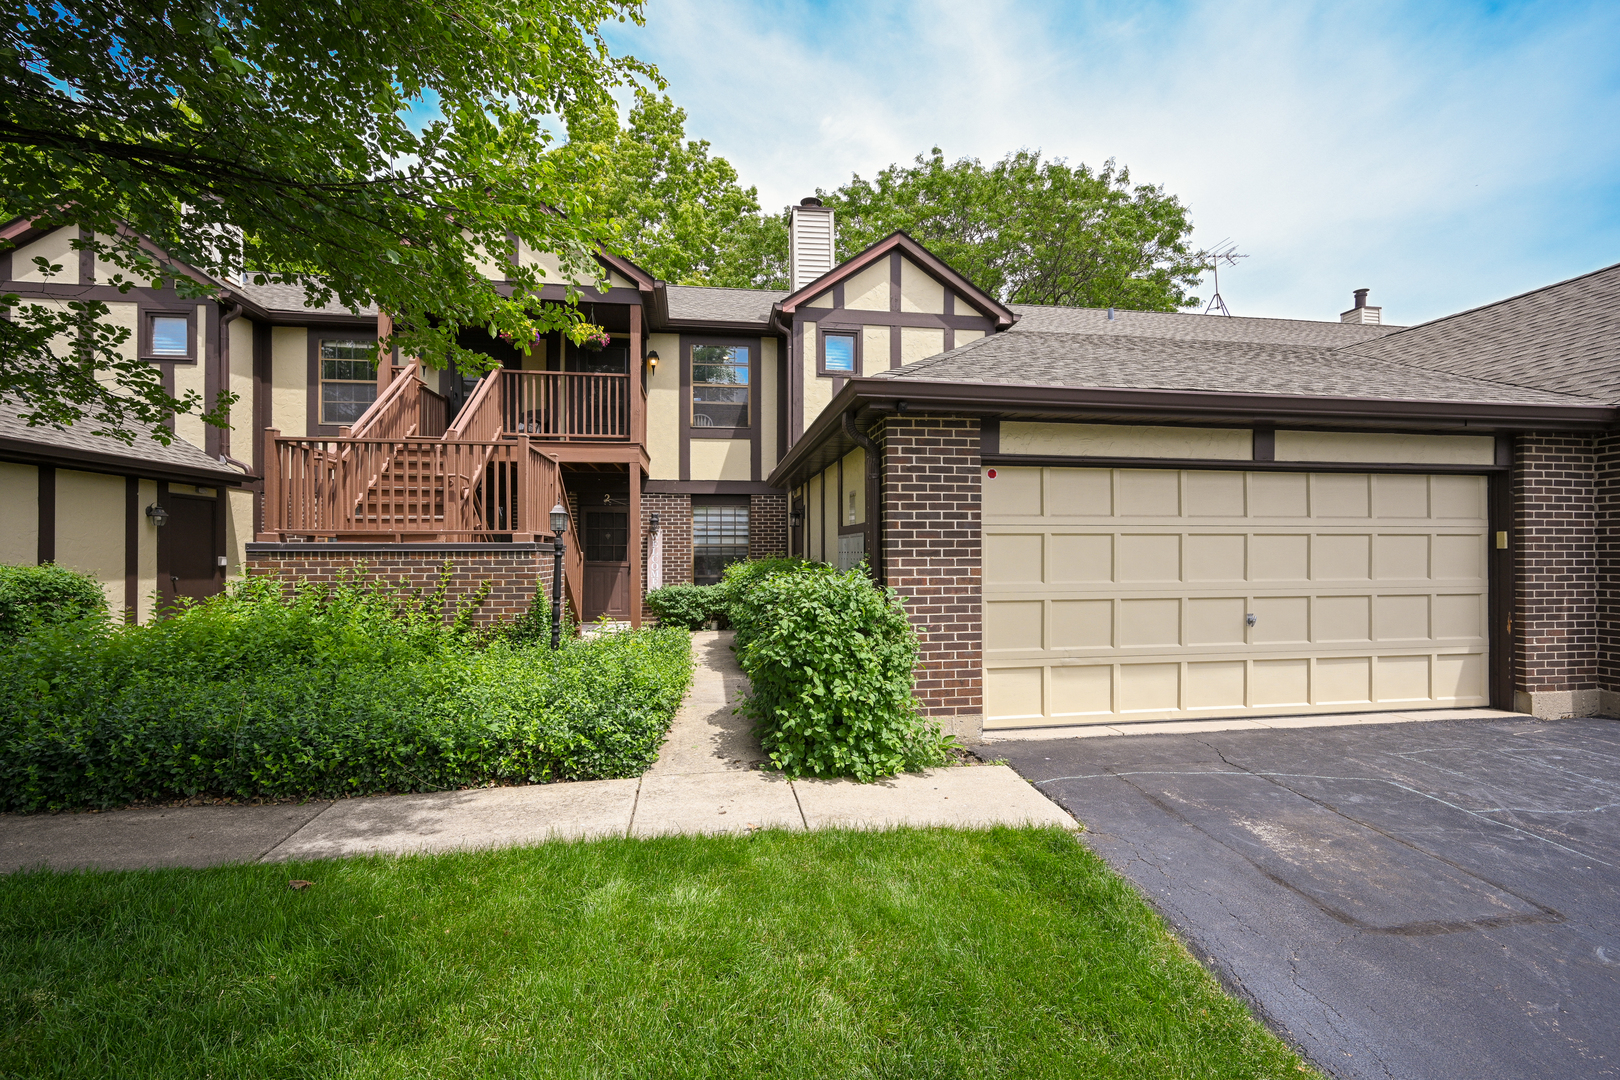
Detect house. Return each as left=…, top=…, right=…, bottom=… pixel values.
left=4, top=203, right=1618, bottom=737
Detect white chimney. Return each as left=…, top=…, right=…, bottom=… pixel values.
left=789, top=197, right=835, bottom=291
left=1340, top=287, right=1382, bottom=325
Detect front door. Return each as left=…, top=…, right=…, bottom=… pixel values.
left=582, top=510, right=630, bottom=620
left=159, top=488, right=222, bottom=609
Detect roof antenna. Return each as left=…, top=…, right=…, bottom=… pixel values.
left=1201, top=240, right=1248, bottom=317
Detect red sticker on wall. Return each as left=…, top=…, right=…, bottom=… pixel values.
left=986, top=469, right=997, bottom=478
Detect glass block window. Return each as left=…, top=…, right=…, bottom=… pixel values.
left=824, top=332, right=855, bottom=372
left=691, top=344, right=749, bottom=428
left=319, top=339, right=378, bottom=426
left=693, top=504, right=749, bottom=585
left=149, top=315, right=190, bottom=357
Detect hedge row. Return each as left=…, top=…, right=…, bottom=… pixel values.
left=643, top=558, right=803, bottom=630
left=0, top=570, right=692, bottom=812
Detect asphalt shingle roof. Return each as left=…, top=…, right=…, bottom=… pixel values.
left=0, top=402, right=246, bottom=480
left=869, top=330, right=1609, bottom=408
left=1341, top=261, right=1620, bottom=404
left=663, top=285, right=784, bottom=325
left=1008, top=304, right=1403, bottom=346
left=237, top=280, right=378, bottom=317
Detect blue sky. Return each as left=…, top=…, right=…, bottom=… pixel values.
left=600, top=0, right=1620, bottom=325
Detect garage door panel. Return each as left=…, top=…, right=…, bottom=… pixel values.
left=1049, top=533, right=1113, bottom=582
left=982, top=465, right=1490, bottom=729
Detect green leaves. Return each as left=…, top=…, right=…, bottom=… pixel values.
left=2, top=0, right=656, bottom=440
left=819, top=148, right=1204, bottom=311
left=0, top=570, right=693, bottom=810
left=730, top=563, right=948, bottom=782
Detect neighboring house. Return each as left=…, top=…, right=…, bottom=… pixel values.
left=4, top=203, right=1618, bottom=734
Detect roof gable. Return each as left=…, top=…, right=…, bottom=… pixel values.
left=774, top=231, right=1015, bottom=328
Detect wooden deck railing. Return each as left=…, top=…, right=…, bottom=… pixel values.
left=348, top=360, right=449, bottom=441
left=261, top=429, right=564, bottom=541
left=501, top=371, right=631, bottom=441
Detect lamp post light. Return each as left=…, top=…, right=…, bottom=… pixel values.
left=549, top=502, right=570, bottom=649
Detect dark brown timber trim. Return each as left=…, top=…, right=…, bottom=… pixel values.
left=37, top=465, right=55, bottom=563
left=124, top=475, right=138, bottom=621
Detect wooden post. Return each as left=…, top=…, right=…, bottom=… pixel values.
left=629, top=303, right=645, bottom=448
left=376, top=311, right=393, bottom=400
left=257, top=428, right=281, bottom=540
left=629, top=460, right=642, bottom=629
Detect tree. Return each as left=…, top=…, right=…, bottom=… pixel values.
left=560, top=90, right=787, bottom=289
left=1, top=0, right=653, bottom=443
left=821, top=149, right=1202, bottom=310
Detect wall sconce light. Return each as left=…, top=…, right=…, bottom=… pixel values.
left=645, top=349, right=659, bottom=371
left=145, top=504, right=169, bottom=527
left=649, top=513, right=660, bottom=533
left=789, top=508, right=804, bottom=528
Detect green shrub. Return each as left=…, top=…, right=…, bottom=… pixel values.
left=0, top=572, right=692, bottom=811
left=644, top=583, right=721, bottom=629
left=732, top=564, right=948, bottom=782
left=0, top=563, right=108, bottom=636
left=714, top=556, right=804, bottom=615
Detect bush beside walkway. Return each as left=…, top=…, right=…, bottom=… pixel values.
left=0, top=572, right=692, bottom=812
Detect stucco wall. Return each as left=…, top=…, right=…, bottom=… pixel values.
left=689, top=438, right=751, bottom=482
left=760, top=337, right=779, bottom=475
left=646, top=331, right=680, bottom=479
left=12, top=226, right=79, bottom=284
left=900, top=326, right=945, bottom=365
left=53, top=469, right=125, bottom=612
left=843, top=260, right=890, bottom=311
left=899, top=258, right=945, bottom=313
left=271, top=325, right=306, bottom=435
left=0, top=462, right=38, bottom=564
left=172, top=304, right=210, bottom=447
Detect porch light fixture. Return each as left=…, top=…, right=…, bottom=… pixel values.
left=549, top=502, right=570, bottom=650
left=145, top=504, right=169, bottom=527
left=649, top=513, right=660, bottom=533
left=789, top=508, right=804, bottom=528
left=645, top=350, right=659, bottom=370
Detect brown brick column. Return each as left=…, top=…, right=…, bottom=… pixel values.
left=879, top=414, right=983, bottom=741
left=749, top=493, right=788, bottom=559
left=243, top=542, right=554, bottom=626
left=640, top=493, right=692, bottom=596
left=1597, top=433, right=1620, bottom=715
left=1513, top=433, right=1600, bottom=717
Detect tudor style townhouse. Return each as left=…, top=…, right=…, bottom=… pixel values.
left=4, top=202, right=1620, bottom=740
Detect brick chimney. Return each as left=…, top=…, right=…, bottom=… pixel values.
left=789, top=197, right=835, bottom=291
left=1340, top=287, right=1382, bottom=325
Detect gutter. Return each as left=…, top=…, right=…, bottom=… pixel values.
left=768, top=377, right=1620, bottom=490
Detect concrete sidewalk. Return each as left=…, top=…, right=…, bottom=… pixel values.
left=0, top=632, right=1075, bottom=873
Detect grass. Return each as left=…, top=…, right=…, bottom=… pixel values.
left=0, top=827, right=1314, bottom=1079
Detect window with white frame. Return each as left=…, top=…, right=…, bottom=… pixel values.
left=319, top=338, right=378, bottom=425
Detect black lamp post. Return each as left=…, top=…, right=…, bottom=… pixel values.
left=550, top=501, right=570, bottom=649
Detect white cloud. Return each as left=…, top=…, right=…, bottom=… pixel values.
left=609, top=0, right=1620, bottom=323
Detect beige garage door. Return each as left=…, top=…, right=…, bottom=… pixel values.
left=982, top=467, right=1490, bottom=729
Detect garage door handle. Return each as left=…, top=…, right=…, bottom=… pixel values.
left=1246, top=613, right=1257, bottom=627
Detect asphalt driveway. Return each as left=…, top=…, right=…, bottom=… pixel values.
left=994, top=716, right=1620, bottom=1080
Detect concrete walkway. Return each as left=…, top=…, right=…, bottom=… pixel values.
left=0, top=631, right=1075, bottom=873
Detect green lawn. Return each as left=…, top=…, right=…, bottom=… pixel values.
left=0, top=828, right=1313, bottom=1078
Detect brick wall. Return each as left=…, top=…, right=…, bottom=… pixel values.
left=640, top=493, right=691, bottom=595
left=878, top=414, right=983, bottom=737
left=1597, top=433, right=1620, bottom=697
left=1513, top=433, right=1599, bottom=703
left=244, top=543, right=554, bottom=626
left=749, top=493, right=788, bottom=559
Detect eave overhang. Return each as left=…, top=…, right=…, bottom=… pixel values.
left=767, top=377, right=1620, bottom=491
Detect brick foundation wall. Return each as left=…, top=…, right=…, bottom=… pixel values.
left=1513, top=433, right=1600, bottom=712
left=749, top=493, right=788, bottom=559
left=640, top=493, right=692, bottom=595
left=879, top=415, right=983, bottom=737
left=244, top=543, right=554, bottom=626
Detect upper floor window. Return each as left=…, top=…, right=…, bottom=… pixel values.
left=319, top=338, right=377, bottom=426
left=149, top=316, right=189, bottom=357
left=141, top=310, right=195, bottom=360
left=824, top=332, right=855, bottom=373
left=692, top=344, right=749, bottom=429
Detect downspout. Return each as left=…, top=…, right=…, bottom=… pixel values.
left=841, top=408, right=883, bottom=586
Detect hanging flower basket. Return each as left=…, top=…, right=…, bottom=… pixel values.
left=580, top=328, right=612, bottom=352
